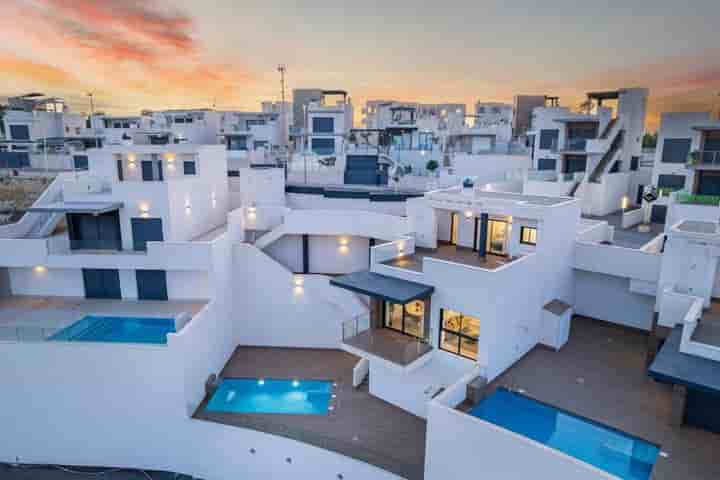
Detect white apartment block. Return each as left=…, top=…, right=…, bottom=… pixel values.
left=524, top=88, right=649, bottom=216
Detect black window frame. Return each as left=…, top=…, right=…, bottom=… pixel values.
left=183, top=160, right=197, bottom=175
left=661, top=138, right=692, bottom=164
left=312, top=117, right=335, bottom=134
left=227, top=170, right=240, bottom=177
left=520, top=226, right=537, bottom=246
left=439, top=309, right=479, bottom=360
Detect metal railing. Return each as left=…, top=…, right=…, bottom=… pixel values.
left=564, top=138, right=588, bottom=151
left=692, top=150, right=720, bottom=166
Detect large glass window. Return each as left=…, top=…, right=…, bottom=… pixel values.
left=311, top=138, right=335, bottom=155
left=539, top=129, right=559, bottom=150
left=440, top=309, right=479, bottom=360
left=228, top=136, right=248, bottom=151
left=384, top=300, right=425, bottom=339
left=312, top=117, right=334, bottom=133
left=520, top=226, right=537, bottom=246
left=9, top=125, right=30, bottom=140
left=661, top=138, right=691, bottom=164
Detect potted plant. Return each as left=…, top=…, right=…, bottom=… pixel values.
left=688, top=150, right=700, bottom=165
left=425, top=159, right=439, bottom=176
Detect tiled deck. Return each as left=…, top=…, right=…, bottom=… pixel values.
left=583, top=211, right=664, bottom=249
left=696, top=303, right=720, bottom=347
left=194, top=347, right=427, bottom=480
left=343, top=328, right=432, bottom=366
left=0, top=296, right=207, bottom=341
left=384, top=244, right=517, bottom=272
left=475, top=316, right=720, bottom=480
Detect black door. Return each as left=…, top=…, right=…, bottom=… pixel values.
left=82, top=269, right=121, bottom=299
left=136, top=270, right=168, bottom=301
left=141, top=161, right=154, bottom=181
left=685, top=388, right=720, bottom=434
left=636, top=185, right=644, bottom=206
left=73, top=155, right=89, bottom=170
left=131, top=218, right=164, bottom=251
left=564, top=155, right=587, bottom=174
left=651, top=205, right=668, bottom=224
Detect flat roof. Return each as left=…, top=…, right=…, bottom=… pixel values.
left=28, top=201, right=123, bottom=214
left=691, top=123, right=720, bottom=132
left=648, top=327, right=720, bottom=394
left=330, top=271, right=434, bottom=304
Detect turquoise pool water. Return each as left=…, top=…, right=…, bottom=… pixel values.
left=470, top=388, right=659, bottom=480
left=206, top=378, right=333, bottom=415
left=49, top=315, right=176, bottom=344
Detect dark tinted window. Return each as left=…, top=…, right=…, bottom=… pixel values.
left=539, top=129, right=559, bottom=150
left=661, top=138, right=691, bottom=163
left=183, top=161, right=196, bottom=175
left=312, top=117, right=334, bottom=133
left=9, top=125, right=30, bottom=140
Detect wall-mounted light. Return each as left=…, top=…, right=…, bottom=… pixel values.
left=338, top=236, right=349, bottom=246
left=397, top=241, right=405, bottom=255
left=138, top=202, right=150, bottom=218
left=164, top=153, right=176, bottom=163
left=128, top=153, right=136, bottom=164
left=33, top=265, right=47, bottom=275
left=293, top=275, right=304, bottom=287
left=464, top=210, right=473, bottom=219
left=184, top=198, right=192, bottom=214
left=621, top=196, right=629, bottom=211
left=211, top=191, right=217, bottom=208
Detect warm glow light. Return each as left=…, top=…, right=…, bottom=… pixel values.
left=127, top=154, right=136, bottom=164
left=339, top=245, right=349, bottom=254
left=293, top=275, right=304, bottom=287
left=464, top=210, right=473, bottom=219
left=397, top=241, right=405, bottom=252
left=164, top=153, right=176, bottom=163
left=33, top=265, right=47, bottom=274
left=621, top=196, right=629, bottom=210
left=338, top=236, right=349, bottom=246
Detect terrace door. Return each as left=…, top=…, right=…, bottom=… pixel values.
left=82, top=269, right=121, bottom=299
left=486, top=220, right=508, bottom=256
left=450, top=213, right=460, bottom=245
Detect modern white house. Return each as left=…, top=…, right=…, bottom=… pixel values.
left=646, top=111, right=720, bottom=223
left=524, top=88, right=649, bottom=216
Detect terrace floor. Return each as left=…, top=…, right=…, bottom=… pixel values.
left=384, top=244, right=517, bottom=272
left=471, top=316, right=720, bottom=480
left=193, top=347, right=427, bottom=480
left=343, top=328, right=432, bottom=366
left=0, top=295, right=207, bottom=341
left=695, top=301, right=720, bottom=348
left=583, top=210, right=664, bottom=249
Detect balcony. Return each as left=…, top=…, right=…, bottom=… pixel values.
left=688, top=150, right=720, bottom=168
left=342, top=328, right=432, bottom=368
left=562, top=137, right=588, bottom=152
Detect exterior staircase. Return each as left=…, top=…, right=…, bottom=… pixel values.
left=588, top=129, right=624, bottom=183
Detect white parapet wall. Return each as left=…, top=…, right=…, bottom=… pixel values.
left=424, top=374, right=614, bottom=480
left=0, top=297, right=399, bottom=480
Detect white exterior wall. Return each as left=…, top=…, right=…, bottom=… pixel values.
left=651, top=112, right=710, bottom=207
left=574, top=270, right=654, bottom=330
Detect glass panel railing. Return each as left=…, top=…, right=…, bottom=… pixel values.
left=565, top=138, right=588, bottom=151
left=0, top=326, right=60, bottom=342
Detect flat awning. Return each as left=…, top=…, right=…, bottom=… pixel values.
left=330, top=271, right=434, bottom=304
left=28, top=201, right=123, bottom=215
left=649, top=327, right=720, bottom=395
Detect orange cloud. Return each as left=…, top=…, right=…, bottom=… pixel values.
left=0, top=0, right=258, bottom=113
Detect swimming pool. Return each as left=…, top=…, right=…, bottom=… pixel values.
left=469, top=388, right=659, bottom=480
left=48, top=315, right=176, bottom=345
left=206, top=378, right=334, bottom=415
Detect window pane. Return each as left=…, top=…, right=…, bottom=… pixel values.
left=460, top=316, right=480, bottom=340
left=460, top=335, right=478, bottom=359
left=404, top=300, right=424, bottom=338
left=521, top=227, right=537, bottom=245
left=440, top=331, right=460, bottom=354
left=442, top=310, right=462, bottom=333
left=385, top=303, right=403, bottom=331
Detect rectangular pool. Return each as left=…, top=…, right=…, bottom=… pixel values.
left=469, top=388, right=659, bottom=480
left=48, top=315, right=176, bottom=345
left=206, top=378, right=334, bottom=415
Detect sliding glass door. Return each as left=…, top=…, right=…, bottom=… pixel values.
left=384, top=300, right=426, bottom=339
left=486, top=219, right=508, bottom=256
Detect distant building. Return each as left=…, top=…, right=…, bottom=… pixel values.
left=513, top=95, right=548, bottom=136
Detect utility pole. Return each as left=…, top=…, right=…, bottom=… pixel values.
left=277, top=64, right=288, bottom=151
left=87, top=92, right=98, bottom=149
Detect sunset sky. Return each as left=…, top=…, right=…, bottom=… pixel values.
left=1, top=0, right=719, bottom=130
